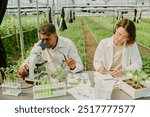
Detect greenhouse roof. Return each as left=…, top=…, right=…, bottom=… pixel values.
left=7, top=0, right=149, bottom=7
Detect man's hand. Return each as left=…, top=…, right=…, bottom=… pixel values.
left=18, top=64, right=29, bottom=78
left=66, top=57, right=76, bottom=70
left=98, top=66, right=107, bottom=74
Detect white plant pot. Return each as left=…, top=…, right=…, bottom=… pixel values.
left=119, top=80, right=149, bottom=99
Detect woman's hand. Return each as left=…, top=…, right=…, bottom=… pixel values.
left=98, top=66, right=107, bottom=74
left=111, top=69, right=125, bottom=78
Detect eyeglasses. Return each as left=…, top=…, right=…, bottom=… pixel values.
left=115, top=32, right=129, bottom=41
left=40, top=34, right=53, bottom=41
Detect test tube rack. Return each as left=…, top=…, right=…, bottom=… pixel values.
left=1, top=81, right=21, bottom=96
left=33, top=82, right=66, bottom=99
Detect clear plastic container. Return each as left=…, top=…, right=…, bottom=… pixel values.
left=1, top=79, right=21, bottom=96
left=33, top=82, right=66, bottom=99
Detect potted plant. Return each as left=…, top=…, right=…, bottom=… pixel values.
left=0, top=65, right=21, bottom=96
left=119, top=70, right=149, bottom=99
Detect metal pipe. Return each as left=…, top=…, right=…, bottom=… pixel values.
left=47, top=0, right=49, bottom=21
left=36, top=0, right=40, bottom=40
left=17, top=0, right=25, bottom=61
left=52, top=0, right=55, bottom=24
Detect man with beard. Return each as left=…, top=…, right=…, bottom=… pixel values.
left=18, top=23, right=83, bottom=78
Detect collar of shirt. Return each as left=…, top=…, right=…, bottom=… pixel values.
left=50, top=36, right=65, bottom=52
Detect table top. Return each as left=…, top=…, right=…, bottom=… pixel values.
left=0, top=71, right=150, bottom=100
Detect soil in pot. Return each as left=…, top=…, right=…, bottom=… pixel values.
left=123, top=79, right=145, bottom=90
left=123, top=79, right=134, bottom=86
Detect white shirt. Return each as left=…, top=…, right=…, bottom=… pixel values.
left=93, top=36, right=142, bottom=71
left=22, top=36, right=83, bottom=75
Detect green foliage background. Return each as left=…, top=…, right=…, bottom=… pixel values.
left=0, top=15, right=150, bottom=74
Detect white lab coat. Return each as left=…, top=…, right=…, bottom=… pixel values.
left=22, top=36, right=83, bottom=75
left=93, top=36, right=142, bottom=71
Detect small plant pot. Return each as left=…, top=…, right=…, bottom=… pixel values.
left=1, top=80, right=21, bottom=96
left=119, top=79, right=149, bottom=99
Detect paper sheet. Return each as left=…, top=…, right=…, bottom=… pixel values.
left=67, top=85, right=105, bottom=100
left=94, top=78, right=115, bottom=99
left=67, top=77, right=115, bottom=100
left=94, top=72, right=113, bottom=83
left=94, top=71, right=126, bottom=84
left=92, top=72, right=117, bottom=99
left=67, top=73, right=91, bottom=87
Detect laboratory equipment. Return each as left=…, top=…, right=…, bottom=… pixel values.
left=1, top=79, right=21, bottom=96
left=33, top=81, right=66, bottom=99
left=25, top=40, right=48, bottom=83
